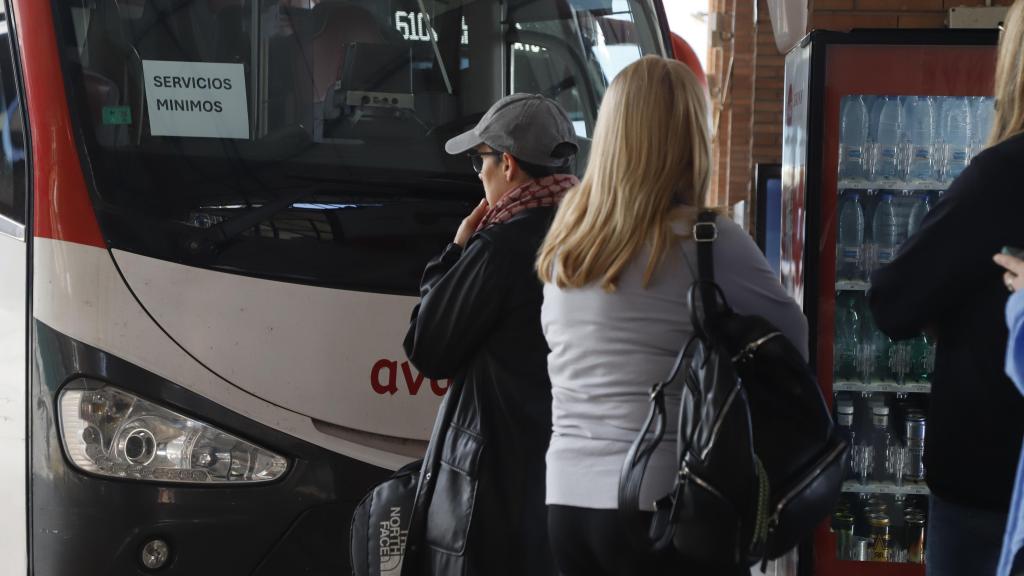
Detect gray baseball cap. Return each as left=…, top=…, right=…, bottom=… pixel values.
left=444, top=93, right=579, bottom=167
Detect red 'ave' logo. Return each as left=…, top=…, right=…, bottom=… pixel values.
left=371, top=359, right=451, bottom=396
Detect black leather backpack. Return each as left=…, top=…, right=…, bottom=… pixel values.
left=618, top=211, right=847, bottom=571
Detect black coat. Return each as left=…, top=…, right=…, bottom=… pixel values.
left=869, top=133, right=1024, bottom=510
left=403, top=207, right=557, bottom=576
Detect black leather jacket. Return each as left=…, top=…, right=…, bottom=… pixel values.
left=403, top=207, right=557, bottom=576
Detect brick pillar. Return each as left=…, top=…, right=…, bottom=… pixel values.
left=754, top=0, right=784, bottom=169
left=730, top=0, right=757, bottom=207
left=707, top=0, right=758, bottom=208
left=708, top=0, right=731, bottom=207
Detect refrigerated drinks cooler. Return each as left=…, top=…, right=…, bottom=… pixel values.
left=781, top=29, right=998, bottom=575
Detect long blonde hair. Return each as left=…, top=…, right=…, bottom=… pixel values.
left=989, top=0, right=1024, bottom=145
left=536, top=55, right=711, bottom=291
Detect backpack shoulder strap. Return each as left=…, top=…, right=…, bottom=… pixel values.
left=694, top=210, right=718, bottom=283
left=691, top=210, right=724, bottom=337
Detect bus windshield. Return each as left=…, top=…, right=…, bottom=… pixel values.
left=53, top=0, right=664, bottom=292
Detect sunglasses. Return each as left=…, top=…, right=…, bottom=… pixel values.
left=467, top=150, right=503, bottom=173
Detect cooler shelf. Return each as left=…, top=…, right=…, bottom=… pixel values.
left=836, top=280, right=871, bottom=291
left=833, top=381, right=931, bottom=394
left=838, top=179, right=949, bottom=191
left=841, top=479, right=930, bottom=496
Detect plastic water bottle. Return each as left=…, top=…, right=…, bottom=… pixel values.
left=836, top=402, right=857, bottom=480
left=870, top=405, right=897, bottom=482
left=841, top=96, right=869, bottom=180
left=910, top=334, right=936, bottom=382
left=973, top=97, right=995, bottom=152
left=873, top=98, right=902, bottom=181
left=871, top=192, right=901, bottom=269
left=863, top=310, right=893, bottom=383
left=835, top=293, right=862, bottom=381
left=934, top=98, right=949, bottom=175
left=907, top=193, right=932, bottom=238
left=837, top=191, right=866, bottom=280
left=905, top=97, right=935, bottom=181
left=935, top=97, right=949, bottom=141
left=868, top=96, right=886, bottom=143
left=943, top=97, right=972, bottom=181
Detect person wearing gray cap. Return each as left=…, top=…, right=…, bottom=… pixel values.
left=401, top=94, right=578, bottom=576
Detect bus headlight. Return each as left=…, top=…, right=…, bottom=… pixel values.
left=58, top=380, right=288, bottom=484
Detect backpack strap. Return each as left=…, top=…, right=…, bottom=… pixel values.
left=694, top=210, right=718, bottom=282
left=692, top=210, right=723, bottom=341
left=617, top=337, right=699, bottom=552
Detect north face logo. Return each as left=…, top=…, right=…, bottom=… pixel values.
left=379, top=506, right=407, bottom=575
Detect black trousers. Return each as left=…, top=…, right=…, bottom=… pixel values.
left=547, top=505, right=750, bottom=576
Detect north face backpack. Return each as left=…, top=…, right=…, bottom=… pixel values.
left=618, top=211, right=847, bottom=571
left=350, top=460, right=422, bottom=576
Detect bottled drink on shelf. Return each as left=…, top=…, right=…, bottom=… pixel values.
left=868, top=96, right=886, bottom=139
left=835, top=293, right=862, bottom=381
left=837, top=402, right=857, bottom=480
left=973, top=96, right=995, bottom=154
left=870, top=405, right=897, bottom=482
left=905, top=96, right=935, bottom=181
left=841, top=96, right=869, bottom=180
left=863, top=308, right=893, bottom=382
left=873, top=97, right=902, bottom=181
left=904, top=412, right=927, bottom=481
left=910, top=334, right=936, bottom=382
left=905, top=511, right=926, bottom=564
left=869, top=513, right=893, bottom=562
left=871, top=192, right=902, bottom=270
left=837, top=191, right=866, bottom=280
left=833, top=511, right=856, bottom=560
left=890, top=340, right=914, bottom=384
left=943, top=97, right=972, bottom=181
left=907, top=192, right=932, bottom=238
left=934, top=97, right=949, bottom=177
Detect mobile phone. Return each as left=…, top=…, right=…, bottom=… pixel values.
left=1002, top=246, right=1024, bottom=259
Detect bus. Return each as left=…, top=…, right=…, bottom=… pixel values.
left=0, top=0, right=677, bottom=573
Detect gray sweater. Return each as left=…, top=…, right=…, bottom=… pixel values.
left=541, top=216, right=808, bottom=510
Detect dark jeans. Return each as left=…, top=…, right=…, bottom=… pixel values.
left=926, top=493, right=1009, bottom=576
left=547, top=505, right=748, bottom=576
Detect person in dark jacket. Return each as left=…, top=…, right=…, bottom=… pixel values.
left=868, top=5, right=1024, bottom=572
left=402, top=93, right=578, bottom=576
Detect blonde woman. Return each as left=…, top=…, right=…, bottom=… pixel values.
left=537, top=55, right=807, bottom=575
left=868, top=2, right=1024, bottom=574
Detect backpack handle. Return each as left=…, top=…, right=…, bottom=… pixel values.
left=617, top=335, right=702, bottom=551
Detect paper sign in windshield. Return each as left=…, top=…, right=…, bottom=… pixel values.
left=142, top=60, right=249, bottom=139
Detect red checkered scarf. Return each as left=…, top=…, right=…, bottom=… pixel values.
left=476, top=174, right=579, bottom=232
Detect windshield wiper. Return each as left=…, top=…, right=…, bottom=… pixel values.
left=418, top=0, right=453, bottom=95
left=179, top=187, right=312, bottom=257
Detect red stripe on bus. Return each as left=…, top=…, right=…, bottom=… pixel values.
left=14, top=0, right=105, bottom=247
